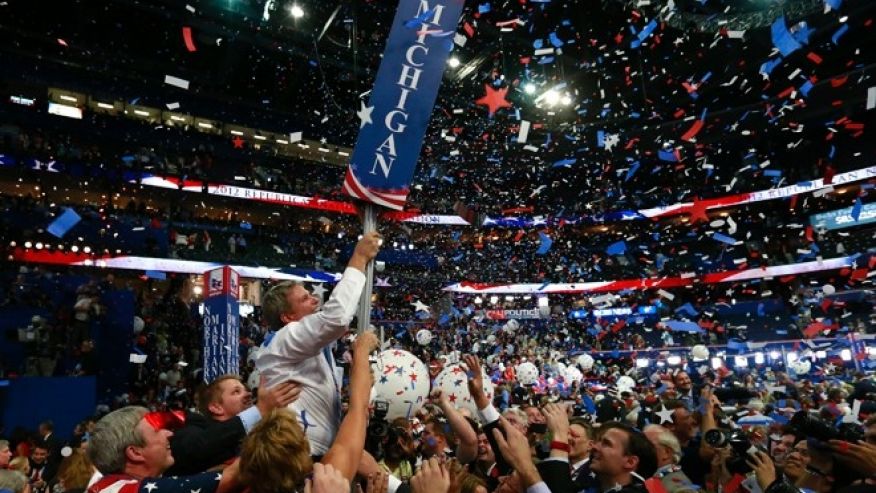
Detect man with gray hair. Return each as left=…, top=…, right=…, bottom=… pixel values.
left=0, top=469, right=30, bottom=493
left=86, top=406, right=240, bottom=493
left=643, top=425, right=701, bottom=493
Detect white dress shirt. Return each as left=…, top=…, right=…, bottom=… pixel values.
left=256, top=267, right=365, bottom=456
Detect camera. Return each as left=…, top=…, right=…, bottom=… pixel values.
left=704, top=428, right=758, bottom=475
left=366, top=400, right=390, bottom=459
left=789, top=411, right=864, bottom=444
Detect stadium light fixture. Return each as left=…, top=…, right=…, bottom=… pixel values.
left=290, top=5, right=304, bottom=18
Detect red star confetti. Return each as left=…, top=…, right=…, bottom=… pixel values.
left=475, top=84, right=512, bottom=116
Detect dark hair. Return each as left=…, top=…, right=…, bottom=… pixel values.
left=599, top=422, right=658, bottom=478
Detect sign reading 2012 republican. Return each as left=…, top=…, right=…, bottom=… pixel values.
left=344, top=0, right=464, bottom=210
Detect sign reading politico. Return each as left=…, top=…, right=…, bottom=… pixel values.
left=202, top=266, right=241, bottom=383
left=344, top=0, right=465, bottom=210
left=483, top=308, right=549, bottom=320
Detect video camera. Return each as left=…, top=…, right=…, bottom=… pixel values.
left=789, top=411, right=864, bottom=444
left=365, top=400, right=390, bottom=460
left=704, top=428, right=760, bottom=475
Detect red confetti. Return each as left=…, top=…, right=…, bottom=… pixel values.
left=681, top=119, right=705, bottom=142
left=806, top=52, right=823, bottom=64
left=182, top=26, right=198, bottom=52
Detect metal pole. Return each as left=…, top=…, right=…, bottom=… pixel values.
left=356, top=203, right=377, bottom=334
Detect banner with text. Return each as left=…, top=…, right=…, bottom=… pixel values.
left=344, top=0, right=465, bottom=210
left=202, top=266, right=241, bottom=383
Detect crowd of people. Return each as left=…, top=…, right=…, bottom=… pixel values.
left=1, top=232, right=876, bottom=493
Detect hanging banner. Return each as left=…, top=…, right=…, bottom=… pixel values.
left=202, top=266, right=241, bottom=383
left=343, top=0, right=465, bottom=210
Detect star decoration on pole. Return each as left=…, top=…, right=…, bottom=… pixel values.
left=475, top=84, right=512, bottom=116
left=357, top=101, right=375, bottom=128
left=655, top=404, right=675, bottom=424
left=311, top=283, right=328, bottom=300
left=231, top=136, right=244, bottom=149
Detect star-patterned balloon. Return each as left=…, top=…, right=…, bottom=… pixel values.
left=516, top=362, right=539, bottom=385
left=434, top=362, right=494, bottom=416
left=415, top=329, right=432, bottom=346
left=371, top=349, right=430, bottom=420
left=577, top=354, right=595, bottom=371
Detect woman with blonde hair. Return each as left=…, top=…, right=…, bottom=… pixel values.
left=53, top=449, right=94, bottom=493
left=239, top=331, right=379, bottom=492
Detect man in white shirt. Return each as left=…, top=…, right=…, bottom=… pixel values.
left=256, top=231, right=381, bottom=457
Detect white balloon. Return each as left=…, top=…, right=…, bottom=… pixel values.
left=577, top=354, right=595, bottom=371
left=516, top=362, right=539, bottom=385
left=822, top=284, right=836, bottom=296
left=690, top=345, right=710, bottom=361
left=247, top=368, right=261, bottom=389
left=133, top=316, right=145, bottom=334
left=434, top=363, right=495, bottom=416
left=616, top=375, right=636, bottom=392
left=504, top=319, right=520, bottom=334
left=792, top=360, right=811, bottom=375
left=562, top=365, right=584, bottom=384
left=416, top=329, right=433, bottom=346
left=372, top=349, right=431, bottom=420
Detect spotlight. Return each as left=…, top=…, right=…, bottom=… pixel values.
left=815, top=350, right=827, bottom=359
left=666, top=355, right=681, bottom=366
left=840, top=349, right=852, bottom=361
left=560, top=94, right=572, bottom=106
left=448, top=57, right=460, bottom=68
left=474, top=296, right=483, bottom=305
left=9, top=241, right=15, bottom=247
left=544, top=90, right=560, bottom=106
left=71, top=245, right=79, bottom=253
left=290, top=5, right=304, bottom=18
left=83, top=246, right=92, bottom=254
left=524, top=83, right=536, bottom=94
left=636, top=358, right=650, bottom=368
left=193, top=286, right=203, bottom=296
left=769, top=351, right=781, bottom=360
left=489, top=295, right=499, bottom=305
left=24, top=241, right=32, bottom=249
left=734, top=356, right=748, bottom=368
left=754, top=352, right=765, bottom=365
left=710, top=357, right=723, bottom=370
left=35, top=242, right=43, bottom=250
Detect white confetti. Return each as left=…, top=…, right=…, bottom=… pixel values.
left=164, top=75, right=190, bottom=90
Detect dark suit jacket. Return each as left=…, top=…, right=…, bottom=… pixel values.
left=166, top=411, right=247, bottom=475
left=536, top=459, right=575, bottom=493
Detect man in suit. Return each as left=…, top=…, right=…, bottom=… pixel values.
left=644, top=425, right=701, bottom=493
left=569, top=418, right=594, bottom=490
left=165, top=374, right=300, bottom=475
left=588, top=422, right=657, bottom=493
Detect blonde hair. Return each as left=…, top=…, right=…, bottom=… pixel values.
left=239, top=409, right=313, bottom=493
left=57, top=449, right=95, bottom=491
left=8, top=456, right=30, bottom=475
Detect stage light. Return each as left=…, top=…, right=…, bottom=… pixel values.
left=524, top=83, right=536, bottom=94
left=560, top=94, right=572, bottom=106
left=290, top=5, right=304, bottom=18
left=474, top=296, right=483, bottom=305
left=544, top=90, right=560, bottom=106
left=769, top=351, right=781, bottom=360
left=9, top=241, right=15, bottom=247
left=35, top=242, right=43, bottom=250
left=83, top=246, right=92, bottom=254
left=24, top=241, right=32, bottom=249
left=840, top=349, right=852, bottom=361
left=711, top=357, right=723, bottom=369
left=505, top=296, right=515, bottom=301
left=815, top=350, right=827, bottom=359
left=448, top=57, right=460, bottom=68
left=667, top=355, right=681, bottom=366
left=193, top=286, right=203, bottom=296
left=71, top=245, right=79, bottom=253
left=636, top=358, right=650, bottom=368
left=734, top=356, right=748, bottom=368
left=786, top=351, right=797, bottom=363
left=489, top=295, right=499, bottom=305
left=754, top=352, right=765, bottom=365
